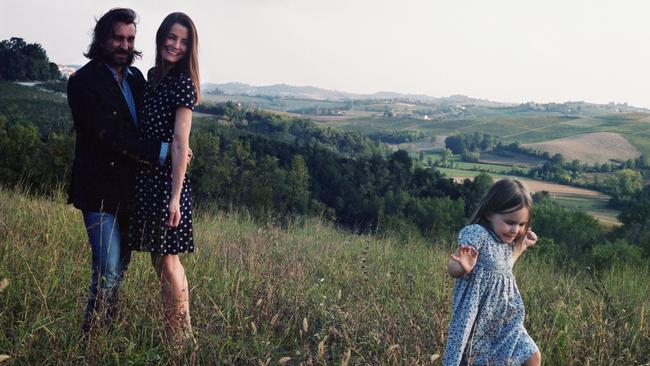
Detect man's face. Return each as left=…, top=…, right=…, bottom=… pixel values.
left=103, top=21, right=136, bottom=67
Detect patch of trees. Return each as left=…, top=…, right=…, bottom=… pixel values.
left=532, top=192, right=648, bottom=269
left=367, top=129, right=427, bottom=144
left=0, top=38, right=61, bottom=81
left=0, top=82, right=74, bottom=191
left=189, top=117, right=487, bottom=237
left=195, top=102, right=386, bottom=158
left=0, top=113, right=74, bottom=191
left=494, top=142, right=647, bottom=200
left=614, top=184, right=650, bottom=260
left=526, top=151, right=644, bottom=205
left=444, top=132, right=494, bottom=162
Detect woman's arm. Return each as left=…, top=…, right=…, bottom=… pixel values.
left=447, top=246, right=478, bottom=278
left=167, top=106, right=192, bottom=227
left=513, top=229, right=538, bottom=263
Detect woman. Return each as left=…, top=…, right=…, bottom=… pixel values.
left=128, top=12, right=200, bottom=348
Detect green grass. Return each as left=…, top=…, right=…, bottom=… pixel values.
left=1, top=187, right=648, bottom=364
left=431, top=157, right=530, bottom=175
left=0, top=80, right=67, bottom=103
left=551, top=194, right=620, bottom=228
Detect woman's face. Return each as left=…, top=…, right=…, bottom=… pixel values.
left=487, top=207, right=530, bottom=244
left=161, top=22, right=189, bottom=64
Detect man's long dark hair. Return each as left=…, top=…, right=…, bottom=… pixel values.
left=84, top=8, right=142, bottom=63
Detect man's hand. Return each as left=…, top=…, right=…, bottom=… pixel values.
left=450, top=245, right=478, bottom=275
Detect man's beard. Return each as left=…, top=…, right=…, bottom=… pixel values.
left=104, top=48, right=135, bottom=67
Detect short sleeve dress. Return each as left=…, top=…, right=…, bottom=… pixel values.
left=443, top=224, right=538, bottom=366
left=127, top=68, right=196, bottom=255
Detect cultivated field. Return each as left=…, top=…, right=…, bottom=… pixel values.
left=479, top=151, right=547, bottom=168
left=523, top=132, right=640, bottom=164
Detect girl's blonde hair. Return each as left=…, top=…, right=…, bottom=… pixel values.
left=470, top=178, right=532, bottom=248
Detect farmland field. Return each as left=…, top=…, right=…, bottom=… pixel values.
left=427, top=156, right=530, bottom=175
left=479, top=151, right=546, bottom=168
left=523, top=132, right=640, bottom=164
left=312, top=110, right=650, bottom=158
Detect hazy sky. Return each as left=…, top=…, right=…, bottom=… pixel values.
left=2, top=0, right=650, bottom=107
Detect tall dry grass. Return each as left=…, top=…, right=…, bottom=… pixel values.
left=0, top=187, right=648, bottom=365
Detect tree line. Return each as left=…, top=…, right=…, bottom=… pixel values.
left=0, top=37, right=62, bottom=81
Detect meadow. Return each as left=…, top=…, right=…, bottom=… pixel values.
left=1, top=187, right=648, bottom=365
left=424, top=154, right=530, bottom=175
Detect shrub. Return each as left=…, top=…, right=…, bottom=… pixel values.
left=591, top=239, right=643, bottom=270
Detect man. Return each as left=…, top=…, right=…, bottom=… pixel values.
left=67, top=8, right=170, bottom=333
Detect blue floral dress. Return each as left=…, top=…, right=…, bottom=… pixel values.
left=443, top=224, right=538, bottom=366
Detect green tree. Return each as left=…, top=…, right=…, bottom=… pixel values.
left=0, top=122, right=42, bottom=185
left=0, top=37, right=61, bottom=81
left=285, top=155, right=310, bottom=215
left=607, top=168, right=642, bottom=202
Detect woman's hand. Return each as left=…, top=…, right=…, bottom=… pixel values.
left=450, top=245, right=478, bottom=275
left=523, top=229, right=538, bottom=250
left=166, top=198, right=181, bottom=227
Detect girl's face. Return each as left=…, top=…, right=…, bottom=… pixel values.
left=487, top=206, right=530, bottom=244
left=161, top=22, right=189, bottom=64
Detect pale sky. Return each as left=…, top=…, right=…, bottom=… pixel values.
left=2, top=0, right=650, bottom=107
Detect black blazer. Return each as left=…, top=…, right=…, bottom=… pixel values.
left=67, top=59, right=162, bottom=214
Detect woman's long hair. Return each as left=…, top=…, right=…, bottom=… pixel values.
left=470, top=178, right=533, bottom=248
left=150, top=12, right=200, bottom=104
left=84, top=8, right=142, bottom=63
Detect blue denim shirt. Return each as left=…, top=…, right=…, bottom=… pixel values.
left=106, top=64, right=168, bottom=165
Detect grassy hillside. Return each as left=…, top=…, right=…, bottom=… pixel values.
left=1, top=188, right=648, bottom=364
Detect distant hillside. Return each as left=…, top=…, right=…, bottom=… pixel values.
left=202, top=82, right=509, bottom=106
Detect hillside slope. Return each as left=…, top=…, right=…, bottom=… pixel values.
left=1, top=188, right=648, bottom=364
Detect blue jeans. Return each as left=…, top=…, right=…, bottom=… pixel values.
left=81, top=211, right=131, bottom=331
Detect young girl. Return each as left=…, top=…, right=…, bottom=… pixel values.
left=443, top=179, right=541, bottom=366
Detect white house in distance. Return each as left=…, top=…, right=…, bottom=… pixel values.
left=57, top=64, right=80, bottom=79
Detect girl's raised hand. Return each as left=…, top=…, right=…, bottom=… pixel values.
left=451, top=245, right=478, bottom=274
left=524, top=229, right=538, bottom=249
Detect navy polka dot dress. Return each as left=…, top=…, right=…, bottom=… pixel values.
left=128, top=69, right=196, bottom=255
left=443, top=224, right=538, bottom=366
